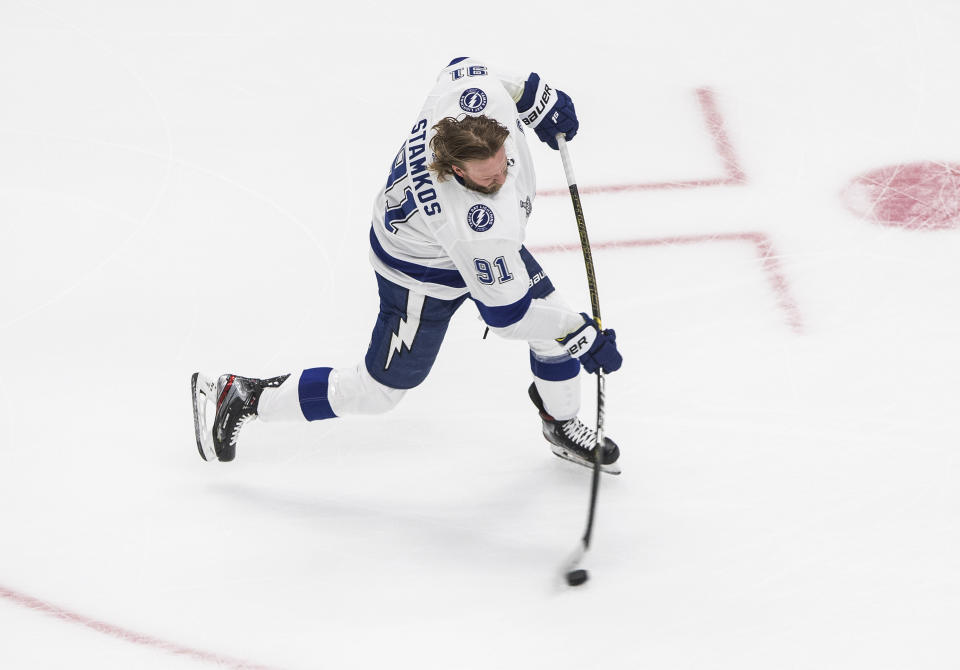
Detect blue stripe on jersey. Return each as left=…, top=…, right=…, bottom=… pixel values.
left=447, top=56, right=469, bottom=66
left=473, top=290, right=532, bottom=328
left=369, top=227, right=467, bottom=289
left=299, top=367, right=337, bottom=421
left=529, top=351, right=581, bottom=381
left=385, top=145, right=406, bottom=191
left=383, top=188, right=417, bottom=233
left=519, top=246, right=555, bottom=300
left=516, top=72, right=541, bottom=112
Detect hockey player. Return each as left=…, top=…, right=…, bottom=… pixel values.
left=191, top=57, right=624, bottom=473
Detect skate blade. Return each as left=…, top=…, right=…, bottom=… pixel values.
left=191, top=372, right=218, bottom=462
left=551, top=444, right=622, bottom=475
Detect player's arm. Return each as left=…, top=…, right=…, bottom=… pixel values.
left=513, top=70, right=579, bottom=150
left=447, top=239, right=552, bottom=333
left=448, top=239, right=621, bottom=373
left=442, top=237, right=564, bottom=335
left=493, top=64, right=579, bottom=151
left=443, top=57, right=579, bottom=151
left=486, top=292, right=582, bottom=342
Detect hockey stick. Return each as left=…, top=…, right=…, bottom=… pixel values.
left=557, top=133, right=607, bottom=587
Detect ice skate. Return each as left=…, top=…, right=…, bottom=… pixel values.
left=191, top=373, right=289, bottom=462
left=528, top=383, right=621, bottom=475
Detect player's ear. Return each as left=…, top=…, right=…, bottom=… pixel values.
left=451, top=164, right=465, bottom=177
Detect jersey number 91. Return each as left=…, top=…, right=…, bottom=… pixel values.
left=474, top=256, right=513, bottom=285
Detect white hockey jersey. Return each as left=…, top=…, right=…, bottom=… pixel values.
left=368, top=58, right=542, bottom=330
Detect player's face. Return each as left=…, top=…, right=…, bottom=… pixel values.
left=453, top=146, right=508, bottom=195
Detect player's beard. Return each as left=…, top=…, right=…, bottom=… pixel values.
left=461, top=174, right=505, bottom=195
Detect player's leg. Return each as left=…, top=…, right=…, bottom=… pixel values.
left=260, top=273, right=468, bottom=420
left=361, top=272, right=469, bottom=394
left=262, top=273, right=466, bottom=420
left=520, top=248, right=620, bottom=473
left=192, top=273, right=466, bottom=462
left=528, top=332, right=620, bottom=474
left=256, top=363, right=405, bottom=422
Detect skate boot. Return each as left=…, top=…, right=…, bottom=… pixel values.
left=191, top=373, right=289, bottom=462
left=528, top=383, right=621, bottom=475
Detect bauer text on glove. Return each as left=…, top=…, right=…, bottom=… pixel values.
left=516, top=73, right=579, bottom=150
left=558, top=314, right=623, bottom=374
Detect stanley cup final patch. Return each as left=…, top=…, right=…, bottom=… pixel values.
left=467, top=204, right=495, bottom=232
left=520, top=195, right=532, bottom=218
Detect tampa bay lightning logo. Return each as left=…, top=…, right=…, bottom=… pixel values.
left=459, top=88, right=488, bottom=113
left=467, top=204, right=495, bottom=232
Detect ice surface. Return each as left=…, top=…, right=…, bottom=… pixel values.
left=1, top=1, right=958, bottom=668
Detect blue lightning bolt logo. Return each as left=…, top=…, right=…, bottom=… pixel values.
left=467, top=204, right=495, bottom=232
left=459, top=87, right=488, bottom=113
left=385, top=292, right=426, bottom=369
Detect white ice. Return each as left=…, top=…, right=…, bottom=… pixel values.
left=1, top=1, right=958, bottom=668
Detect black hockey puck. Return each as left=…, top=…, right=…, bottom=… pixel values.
left=566, top=569, right=589, bottom=586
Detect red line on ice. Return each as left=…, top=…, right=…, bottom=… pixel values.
left=530, top=88, right=801, bottom=332
left=696, top=87, right=746, bottom=185
left=529, top=232, right=805, bottom=334
left=537, top=87, right=746, bottom=196
left=0, top=583, right=283, bottom=670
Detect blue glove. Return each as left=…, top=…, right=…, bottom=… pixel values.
left=516, top=72, right=579, bottom=150
left=558, top=313, right=622, bottom=374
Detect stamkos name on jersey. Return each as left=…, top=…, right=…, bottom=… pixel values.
left=407, top=119, right=441, bottom=216
left=521, top=83, right=554, bottom=127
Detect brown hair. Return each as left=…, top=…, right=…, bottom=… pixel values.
left=428, top=115, right=510, bottom=182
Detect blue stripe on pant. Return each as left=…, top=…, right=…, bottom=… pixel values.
left=529, top=352, right=581, bottom=381
left=299, top=366, right=337, bottom=420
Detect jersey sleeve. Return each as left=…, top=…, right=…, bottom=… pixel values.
left=445, top=236, right=531, bottom=327
left=440, top=57, right=530, bottom=103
